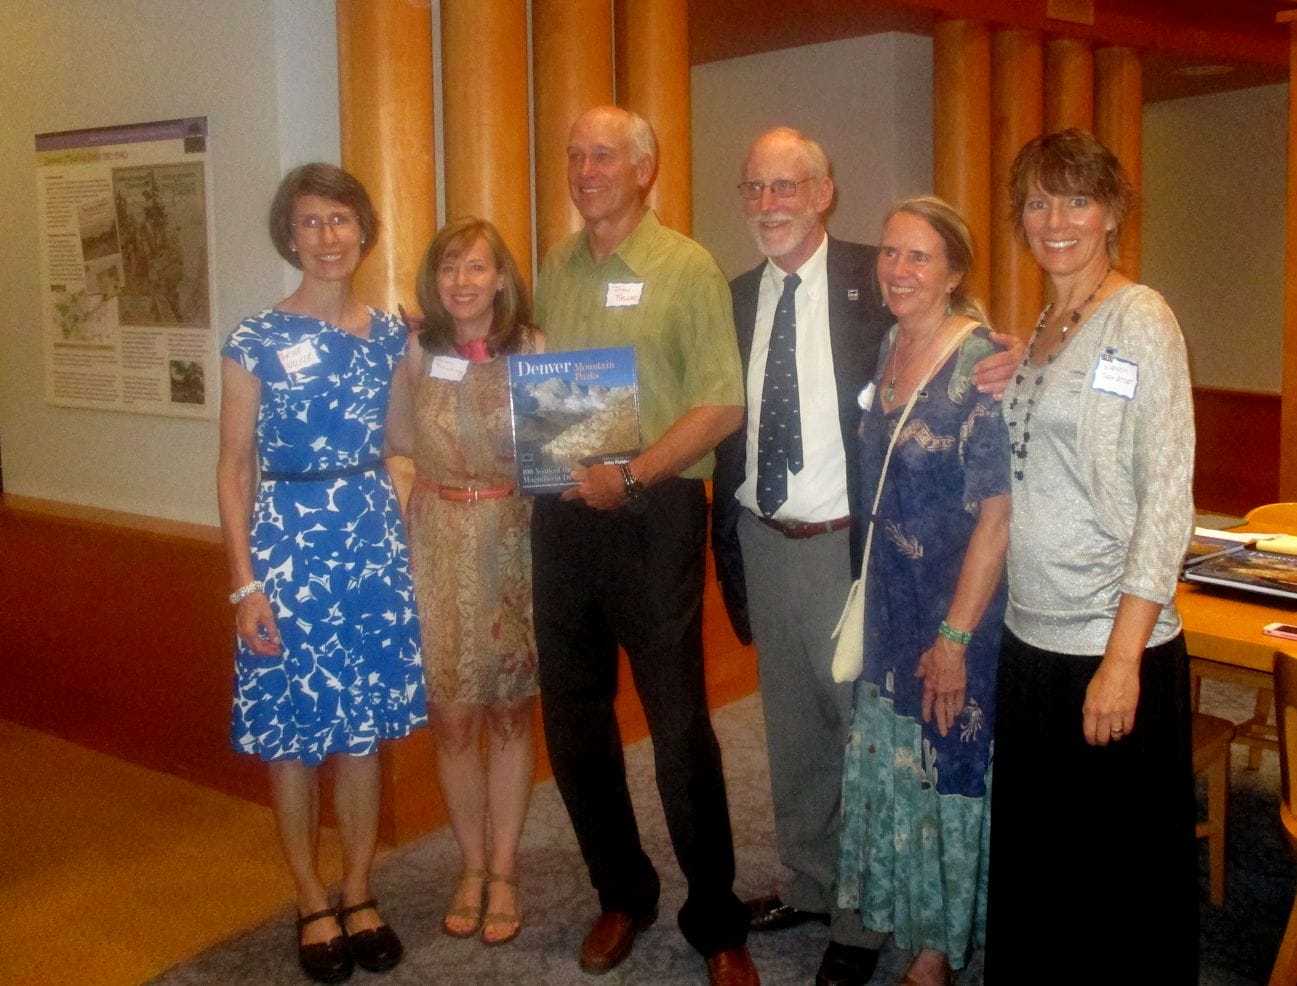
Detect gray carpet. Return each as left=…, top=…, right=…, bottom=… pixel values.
left=150, top=682, right=1292, bottom=985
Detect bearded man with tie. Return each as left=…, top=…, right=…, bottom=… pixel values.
left=712, top=127, right=1019, bottom=986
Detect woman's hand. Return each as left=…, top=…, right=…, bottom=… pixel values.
left=1082, top=658, right=1140, bottom=746
left=917, top=636, right=968, bottom=737
left=235, top=592, right=282, bottom=656
left=1082, top=593, right=1159, bottom=745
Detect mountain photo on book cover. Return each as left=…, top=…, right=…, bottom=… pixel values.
left=507, top=346, right=641, bottom=494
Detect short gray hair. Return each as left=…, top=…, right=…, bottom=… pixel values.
left=625, top=110, right=658, bottom=167
left=747, top=126, right=831, bottom=181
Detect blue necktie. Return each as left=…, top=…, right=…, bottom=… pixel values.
left=756, top=272, right=803, bottom=516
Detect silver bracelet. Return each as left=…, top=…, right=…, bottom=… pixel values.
left=228, top=580, right=265, bottom=605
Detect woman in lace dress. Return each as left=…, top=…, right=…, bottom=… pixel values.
left=387, top=217, right=540, bottom=947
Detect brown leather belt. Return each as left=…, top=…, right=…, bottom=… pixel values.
left=754, top=512, right=852, bottom=539
left=417, top=479, right=515, bottom=502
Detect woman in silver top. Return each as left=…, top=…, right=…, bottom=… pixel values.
left=985, top=130, right=1197, bottom=984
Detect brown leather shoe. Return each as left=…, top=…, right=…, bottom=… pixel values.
left=578, top=910, right=657, bottom=974
left=706, top=945, right=760, bottom=986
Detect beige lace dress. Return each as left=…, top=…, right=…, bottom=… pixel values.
left=406, top=334, right=538, bottom=705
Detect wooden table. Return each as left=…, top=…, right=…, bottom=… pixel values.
left=1179, top=577, right=1297, bottom=760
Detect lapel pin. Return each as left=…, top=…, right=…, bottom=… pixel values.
left=847, top=288, right=859, bottom=302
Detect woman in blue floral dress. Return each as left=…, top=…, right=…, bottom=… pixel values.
left=836, top=197, right=1010, bottom=986
left=216, top=164, right=427, bottom=983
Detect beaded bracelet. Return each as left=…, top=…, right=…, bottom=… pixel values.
left=228, top=580, right=265, bottom=605
left=937, top=620, right=973, bottom=646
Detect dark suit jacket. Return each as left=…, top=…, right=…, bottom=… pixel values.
left=711, top=236, right=892, bottom=644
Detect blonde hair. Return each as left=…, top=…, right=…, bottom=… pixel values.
left=883, top=196, right=990, bottom=326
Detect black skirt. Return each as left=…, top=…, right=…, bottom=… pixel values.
left=984, top=629, right=1198, bottom=984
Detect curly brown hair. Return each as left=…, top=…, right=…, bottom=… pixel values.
left=1009, top=129, right=1134, bottom=265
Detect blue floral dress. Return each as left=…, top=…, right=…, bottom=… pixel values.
left=223, top=308, right=428, bottom=765
left=836, top=326, right=1009, bottom=969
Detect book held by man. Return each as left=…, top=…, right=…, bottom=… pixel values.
left=507, top=346, right=641, bottom=495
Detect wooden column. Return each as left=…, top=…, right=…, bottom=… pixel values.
left=441, top=0, right=533, bottom=286
left=337, top=2, right=439, bottom=841
left=933, top=20, right=992, bottom=308
left=1095, top=46, right=1143, bottom=278
left=336, top=0, right=436, bottom=316
left=533, top=0, right=614, bottom=262
left=615, top=0, right=692, bottom=233
left=1045, top=36, right=1094, bottom=132
left=990, top=29, right=1044, bottom=337
left=1280, top=12, right=1297, bottom=500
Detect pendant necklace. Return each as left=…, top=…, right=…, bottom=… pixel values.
left=884, top=319, right=944, bottom=404
left=1006, top=266, right=1111, bottom=481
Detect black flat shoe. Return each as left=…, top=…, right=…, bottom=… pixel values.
left=816, top=940, right=881, bottom=986
left=297, top=907, right=353, bottom=984
left=339, top=899, right=403, bottom=973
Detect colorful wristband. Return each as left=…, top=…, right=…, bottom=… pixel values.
left=937, top=620, right=973, bottom=646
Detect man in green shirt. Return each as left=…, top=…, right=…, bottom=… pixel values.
left=531, top=105, right=756, bottom=986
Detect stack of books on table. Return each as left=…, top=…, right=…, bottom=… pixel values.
left=1183, top=528, right=1297, bottom=601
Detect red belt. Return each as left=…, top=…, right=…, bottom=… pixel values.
left=755, top=512, right=852, bottom=540
left=417, top=479, right=515, bottom=502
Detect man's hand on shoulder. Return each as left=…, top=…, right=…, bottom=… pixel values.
left=973, top=330, right=1026, bottom=401
left=561, top=463, right=627, bottom=511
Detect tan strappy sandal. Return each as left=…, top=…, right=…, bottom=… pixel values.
left=481, top=871, right=522, bottom=946
left=442, top=869, right=487, bottom=938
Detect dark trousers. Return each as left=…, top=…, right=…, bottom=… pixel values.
left=531, top=479, right=748, bottom=957
left=985, top=629, right=1198, bottom=984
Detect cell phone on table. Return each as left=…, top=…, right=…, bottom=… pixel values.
left=1263, top=622, right=1297, bottom=641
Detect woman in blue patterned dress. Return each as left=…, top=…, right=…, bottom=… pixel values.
left=216, top=164, right=427, bottom=984
left=836, top=197, right=1010, bottom=986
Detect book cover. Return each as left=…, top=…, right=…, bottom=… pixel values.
left=1183, top=530, right=1250, bottom=569
left=1184, top=547, right=1297, bottom=601
left=507, top=346, right=641, bottom=495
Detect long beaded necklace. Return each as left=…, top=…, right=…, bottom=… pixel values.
left=1006, top=267, right=1110, bottom=482
left=883, top=318, right=945, bottom=404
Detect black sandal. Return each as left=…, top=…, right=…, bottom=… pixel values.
left=338, top=899, right=403, bottom=973
left=296, top=907, right=352, bottom=984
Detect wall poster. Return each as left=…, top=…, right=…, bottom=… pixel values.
left=35, top=117, right=215, bottom=417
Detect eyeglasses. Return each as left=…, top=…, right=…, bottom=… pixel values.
left=736, top=178, right=814, bottom=200
left=292, top=212, right=357, bottom=231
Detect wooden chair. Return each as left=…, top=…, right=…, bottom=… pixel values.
left=1270, top=648, right=1297, bottom=986
left=1191, top=502, right=1295, bottom=767
left=1193, top=711, right=1235, bottom=907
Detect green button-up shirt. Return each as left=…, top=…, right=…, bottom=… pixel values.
left=534, top=210, right=743, bottom=480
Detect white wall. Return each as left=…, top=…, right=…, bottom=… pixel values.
left=1143, top=83, right=1287, bottom=392
left=0, top=0, right=338, bottom=525
left=5, top=8, right=1279, bottom=523
left=691, top=33, right=934, bottom=280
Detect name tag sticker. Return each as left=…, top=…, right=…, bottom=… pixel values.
left=277, top=340, right=320, bottom=376
left=605, top=281, right=644, bottom=308
left=858, top=381, right=876, bottom=411
left=1091, top=350, right=1138, bottom=399
left=429, top=355, right=470, bottom=382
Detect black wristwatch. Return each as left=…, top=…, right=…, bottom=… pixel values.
left=619, top=462, right=648, bottom=514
